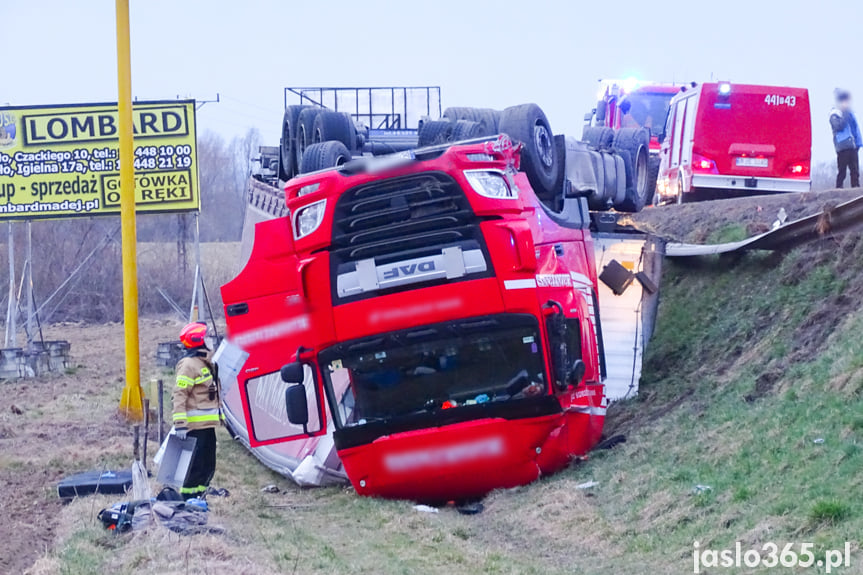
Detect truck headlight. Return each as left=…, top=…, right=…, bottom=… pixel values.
left=464, top=170, right=517, bottom=199
left=293, top=199, right=326, bottom=239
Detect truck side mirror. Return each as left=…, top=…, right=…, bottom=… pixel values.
left=595, top=100, right=607, bottom=123
left=280, top=362, right=304, bottom=384
left=285, top=384, right=310, bottom=433
left=568, top=359, right=586, bottom=386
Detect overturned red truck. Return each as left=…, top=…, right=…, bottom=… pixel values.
left=218, top=102, right=620, bottom=502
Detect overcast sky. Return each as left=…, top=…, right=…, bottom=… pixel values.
left=1, top=0, right=858, bottom=163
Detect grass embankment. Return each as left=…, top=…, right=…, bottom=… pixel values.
left=30, top=231, right=863, bottom=574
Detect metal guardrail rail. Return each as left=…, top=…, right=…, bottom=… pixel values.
left=247, top=177, right=287, bottom=219
left=665, top=194, right=863, bottom=257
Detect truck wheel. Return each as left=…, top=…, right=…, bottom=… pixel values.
left=443, top=107, right=500, bottom=135
left=296, top=108, right=321, bottom=170
left=646, top=155, right=661, bottom=206
left=313, top=111, right=356, bottom=151
left=449, top=120, right=483, bottom=141
left=616, top=147, right=648, bottom=212
left=582, top=126, right=614, bottom=150
left=612, top=128, right=651, bottom=212
left=418, top=120, right=453, bottom=146
left=280, top=105, right=309, bottom=180
left=499, top=103, right=559, bottom=197
left=300, top=141, right=352, bottom=174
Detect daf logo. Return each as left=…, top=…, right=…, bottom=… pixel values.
left=382, top=260, right=435, bottom=280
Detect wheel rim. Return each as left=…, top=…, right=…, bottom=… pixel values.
left=534, top=122, right=554, bottom=168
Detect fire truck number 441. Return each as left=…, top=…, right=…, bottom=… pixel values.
left=765, top=94, right=797, bottom=107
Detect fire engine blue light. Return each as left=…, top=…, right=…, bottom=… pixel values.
left=719, top=83, right=731, bottom=95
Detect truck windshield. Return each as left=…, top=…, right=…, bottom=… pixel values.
left=319, top=314, right=547, bottom=426
left=622, top=92, right=673, bottom=137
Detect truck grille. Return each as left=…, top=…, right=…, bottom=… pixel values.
left=331, top=172, right=479, bottom=261
left=330, top=171, right=491, bottom=302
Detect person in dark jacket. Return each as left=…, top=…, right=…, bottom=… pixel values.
left=830, top=89, right=862, bottom=188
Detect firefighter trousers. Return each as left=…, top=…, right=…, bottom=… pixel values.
left=182, top=428, right=216, bottom=497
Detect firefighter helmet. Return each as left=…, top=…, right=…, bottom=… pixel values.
left=179, top=322, right=207, bottom=348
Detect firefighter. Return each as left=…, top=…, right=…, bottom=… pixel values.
left=830, top=89, right=862, bottom=188
left=172, top=322, right=221, bottom=498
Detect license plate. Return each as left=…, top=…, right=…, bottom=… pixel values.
left=736, top=157, right=768, bottom=168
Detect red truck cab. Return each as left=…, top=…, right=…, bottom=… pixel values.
left=657, top=82, right=811, bottom=203
left=220, top=136, right=608, bottom=502
left=595, top=79, right=679, bottom=155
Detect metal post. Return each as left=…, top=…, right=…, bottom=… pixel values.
left=194, top=211, right=205, bottom=322
left=115, top=0, right=143, bottom=422
left=5, top=223, right=15, bottom=348
left=142, top=398, right=149, bottom=468
left=25, top=221, right=33, bottom=350
left=188, top=265, right=199, bottom=321
left=132, top=425, right=140, bottom=460
left=157, top=379, right=165, bottom=444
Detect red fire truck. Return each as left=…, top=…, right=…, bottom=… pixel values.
left=220, top=104, right=610, bottom=502
left=585, top=79, right=680, bottom=203
left=656, top=82, right=811, bottom=204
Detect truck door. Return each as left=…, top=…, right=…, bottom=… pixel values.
left=670, top=99, right=686, bottom=170
left=680, top=96, right=699, bottom=168
left=241, top=362, right=325, bottom=447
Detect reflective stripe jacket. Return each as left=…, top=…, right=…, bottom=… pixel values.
left=172, top=352, right=221, bottom=430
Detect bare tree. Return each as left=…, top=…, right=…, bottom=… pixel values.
left=229, top=128, right=262, bottom=221
left=198, top=130, right=244, bottom=241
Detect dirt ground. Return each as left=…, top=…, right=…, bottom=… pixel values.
left=0, top=319, right=182, bottom=574
left=4, top=189, right=863, bottom=573
left=625, top=188, right=862, bottom=243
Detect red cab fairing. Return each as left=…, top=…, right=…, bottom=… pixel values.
left=221, top=136, right=606, bottom=500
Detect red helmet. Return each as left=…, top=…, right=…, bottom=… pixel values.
left=179, top=322, right=207, bottom=348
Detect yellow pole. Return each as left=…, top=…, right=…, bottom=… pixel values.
left=116, top=0, right=143, bottom=421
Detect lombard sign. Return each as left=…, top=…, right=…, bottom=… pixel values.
left=0, top=100, right=199, bottom=220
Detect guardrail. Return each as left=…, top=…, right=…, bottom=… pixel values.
left=247, top=178, right=287, bottom=219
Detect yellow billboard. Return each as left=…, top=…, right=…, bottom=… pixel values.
left=0, top=100, right=199, bottom=219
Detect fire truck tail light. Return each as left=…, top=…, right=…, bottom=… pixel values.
left=699, top=159, right=714, bottom=170
left=789, top=163, right=808, bottom=175
left=718, top=82, right=732, bottom=96
left=293, top=199, right=326, bottom=239
left=464, top=170, right=517, bottom=199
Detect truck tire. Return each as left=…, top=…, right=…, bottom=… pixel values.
left=449, top=120, right=483, bottom=142
left=418, top=120, right=453, bottom=147
left=614, top=150, right=644, bottom=212
left=313, top=111, right=356, bottom=151
left=300, top=141, right=352, bottom=174
left=296, top=107, right=321, bottom=170
left=612, top=128, right=650, bottom=212
left=499, top=103, right=559, bottom=197
left=541, top=135, right=568, bottom=211
left=646, top=155, right=661, bottom=206
left=582, top=126, right=614, bottom=150
left=443, top=107, right=500, bottom=135
left=616, top=147, right=648, bottom=212
left=280, top=105, right=309, bottom=180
